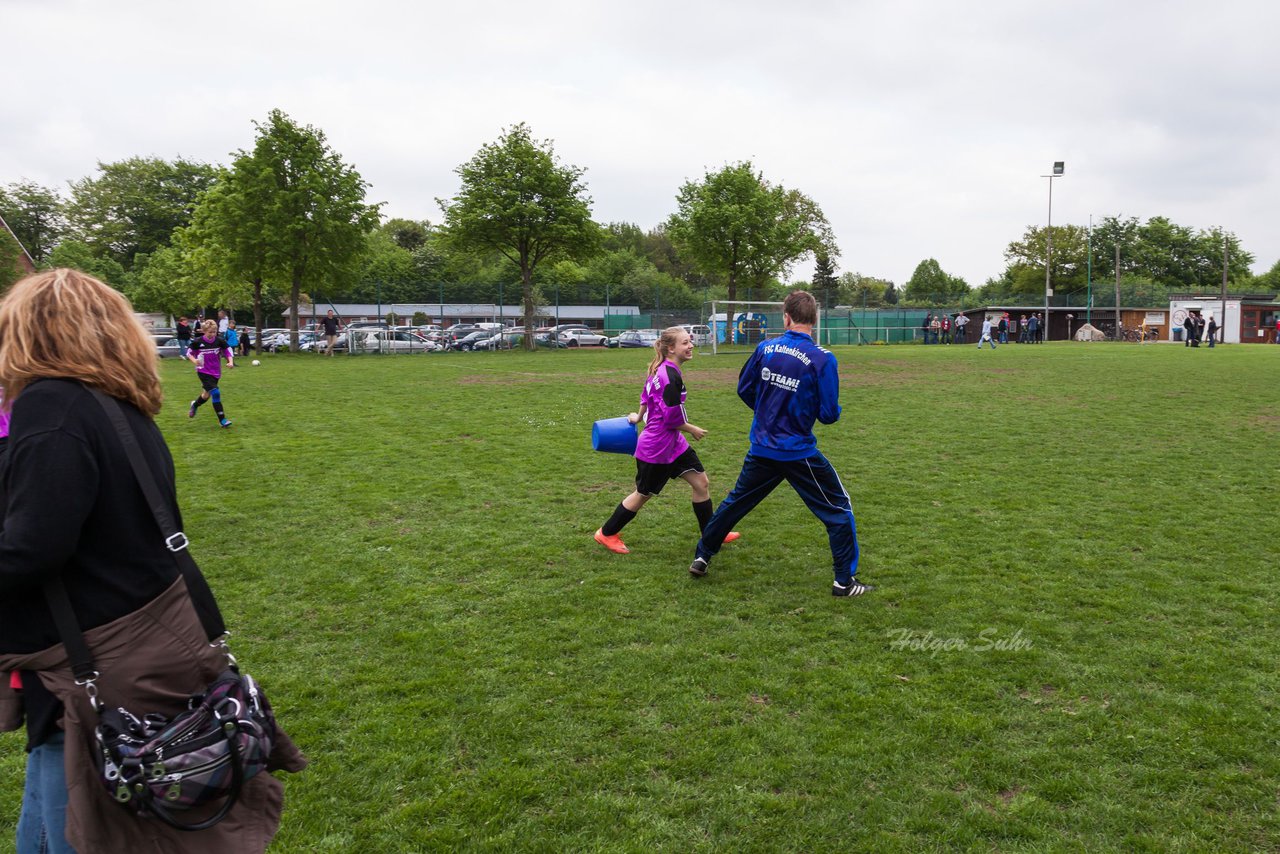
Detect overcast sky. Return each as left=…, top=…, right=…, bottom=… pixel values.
left=4, top=0, right=1277, bottom=287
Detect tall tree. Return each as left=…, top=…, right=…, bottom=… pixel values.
left=837, top=272, right=891, bottom=307
left=198, top=110, right=379, bottom=349
left=440, top=123, right=599, bottom=347
left=0, top=227, right=25, bottom=290
left=1083, top=215, right=1252, bottom=293
left=186, top=163, right=281, bottom=346
left=0, top=181, right=66, bottom=263
left=811, top=251, right=838, bottom=308
left=128, top=242, right=212, bottom=317
left=42, top=239, right=128, bottom=287
left=66, top=157, right=217, bottom=270
left=1251, top=259, right=1280, bottom=292
left=667, top=162, right=835, bottom=310
left=902, top=258, right=969, bottom=304
left=1001, top=224, right=1090, bottom=299
left=642, top=224, right=699, bottom=286
left=382, top=218, right=432, bottom=252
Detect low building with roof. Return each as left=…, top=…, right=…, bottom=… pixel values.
left=1167, top=292, right=1278, bottom=344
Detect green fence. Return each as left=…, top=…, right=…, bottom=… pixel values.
left=820, top=309, right=941, bottom=345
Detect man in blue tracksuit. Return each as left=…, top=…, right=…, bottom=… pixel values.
left=690, top=290, right=869, bottom=597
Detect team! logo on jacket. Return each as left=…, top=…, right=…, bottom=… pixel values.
left=760, top=366, right=801, bottom=392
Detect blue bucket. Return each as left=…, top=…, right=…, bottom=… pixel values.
left=592, top=416, right=638, bottom=454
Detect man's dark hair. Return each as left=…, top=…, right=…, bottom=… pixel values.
left=784, top=290, right=818, bottom=326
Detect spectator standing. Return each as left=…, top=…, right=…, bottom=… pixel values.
left=1028, top=313, right=1041, bottom=343
left=322, top=310, right=343, bottom=356
left=921, top=313, right=932, bottom=344
left=0, top=269, right=304, bottom=853
left=1017, top=314, right=1029, bottom=343
left=176, top=316, right=191, bottom=354
left=954, top=313, right=969, bottom=342
left=997, top=313, right=1009, bottom=344
left=1207, top=312, right=1218, bottom=348
left=941, top=314, right=951, bottom=344
left=216, top=309, right=229, bottom=337
left=929, top=315, right=941, bottom=345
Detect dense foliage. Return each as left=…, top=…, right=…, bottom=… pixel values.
left=3, top=123, right=1274, bottom=313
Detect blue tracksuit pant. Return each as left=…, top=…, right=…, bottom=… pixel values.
left=696, top=450, right=860, bottom=583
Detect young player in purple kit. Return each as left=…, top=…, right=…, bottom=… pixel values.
left=185, top=319, right=235, bottom=427
left=594, top=327, right=739, bottom=554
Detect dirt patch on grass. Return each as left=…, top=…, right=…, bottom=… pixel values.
left=454, top=370, right=634, bottom=386
left=1249, top=413, right=1280, bottom=433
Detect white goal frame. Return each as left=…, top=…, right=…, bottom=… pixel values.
left=705, top=300, right=818, bottom=355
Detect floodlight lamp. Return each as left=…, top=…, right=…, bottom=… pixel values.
left=1053, top=162, right=1065, bottom=175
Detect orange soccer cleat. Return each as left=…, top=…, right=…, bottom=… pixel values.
left=723, top=532, right=741, bottom=544
left=594, top=529, right=630, bottom=554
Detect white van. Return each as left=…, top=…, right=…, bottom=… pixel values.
left=681, top=324, right=713, bottom=346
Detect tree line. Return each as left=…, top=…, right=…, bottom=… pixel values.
left=3, top=110, right=1277, bottom=347
left=0, top=113, right=839, bottom=349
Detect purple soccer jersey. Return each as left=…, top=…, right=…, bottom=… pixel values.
left=188, top=334, right=230, bottom=378
left=635, top=360, right=689, bottom=464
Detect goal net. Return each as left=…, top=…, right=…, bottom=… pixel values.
left=703, top=300, right=818, bottom=356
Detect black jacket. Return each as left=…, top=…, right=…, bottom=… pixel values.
left=0, top=380, right=220, bottom=746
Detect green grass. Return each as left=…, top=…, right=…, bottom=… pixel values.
left=3, top=342, right=1279, bottom=852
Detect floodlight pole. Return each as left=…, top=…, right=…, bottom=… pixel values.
left=1086, top=214, right=1093, bottom=325
left=1042, top=162, right=1064, bottom=341
left=1221, top=236, right=1229, bottom=344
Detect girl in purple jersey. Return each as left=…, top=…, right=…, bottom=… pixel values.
left=594, top=327, right=739, bottom=554
left=185, top=320, right=235, bottom=427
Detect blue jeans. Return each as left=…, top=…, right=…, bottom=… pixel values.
left=17, top=732, right=77, bottom=853
left=696, top=451, right=860, bottom=583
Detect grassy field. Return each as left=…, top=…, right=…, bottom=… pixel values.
left=2, top=341, right=1278, bottom=852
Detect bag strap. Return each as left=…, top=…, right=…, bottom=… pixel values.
left=39, top=389, right=230, bottom=697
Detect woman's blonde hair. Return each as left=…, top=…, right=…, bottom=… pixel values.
left=648, top=326, right=688, bottom=377
left=0, top=268, right=163, bottom=416
left=201, top=319, right=217, bottom=336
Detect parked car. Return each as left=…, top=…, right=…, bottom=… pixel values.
left=356, top=330, right=442, bottom=353
left=614, top=329, right=660, bottom=349
left=558, top=328, right=609, bottom=347
left=265, top=331, right=320, bottom=352
left=300, top=332, right=343, bottom=352
left=444, top=324, right=481, bottom=344
left=681, top=324, right=713, bottom=346
left=473, top=330, right=525, bottom=351
left=535, top=332, right=568, bottom=349
left=451, top=330, right=498, bottom=351
left=153, top=336, right=186, bottom=358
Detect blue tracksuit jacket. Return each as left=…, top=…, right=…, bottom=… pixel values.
left=737, top=329, right=841, bottom=460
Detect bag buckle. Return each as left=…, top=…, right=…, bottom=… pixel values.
left=75, top=671, right=103, bottom=711
left=165, top=532, right=189, bottom=552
